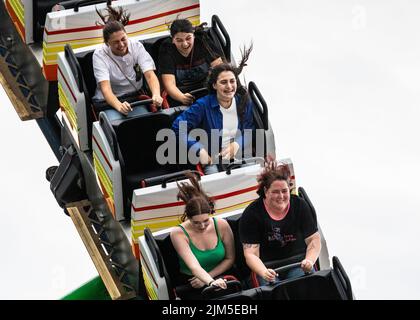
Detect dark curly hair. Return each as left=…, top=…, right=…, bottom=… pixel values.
left=207, top=43, right=253, bottom=122
left=96, top=5, right=131, bottom=43
left=177, top=172, right=215, bottom=222
left=256, top=160, right=291, bottom=198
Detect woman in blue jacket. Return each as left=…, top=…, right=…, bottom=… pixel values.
left=172, top=46, right=255, bottom=174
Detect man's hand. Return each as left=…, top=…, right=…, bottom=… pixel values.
left=151, top=94, right=163, bottom=107
left=115, top=101, right=132, bottom=115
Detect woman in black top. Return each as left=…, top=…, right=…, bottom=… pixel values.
left=158, top=19, right=223, bottom=106
left=239, top=160, right=321, bottom=286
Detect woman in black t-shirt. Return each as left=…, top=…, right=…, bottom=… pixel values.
left=158, top=19, right=223, bottom=106
left=239, top=161, right=321, bottom=287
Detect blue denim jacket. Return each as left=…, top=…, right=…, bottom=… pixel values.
left=172, top=93, right=255, bottom=157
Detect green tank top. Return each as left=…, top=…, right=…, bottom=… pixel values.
left=178, top=218, right=226, bottom=276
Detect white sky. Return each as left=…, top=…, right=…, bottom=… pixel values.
left=1, top=0, right=420, bottom=299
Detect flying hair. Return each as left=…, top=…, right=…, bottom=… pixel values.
left=96, top=5, right=130, bottom=26
left=176, top=172, right=215, bottom=222
left=206, top=42, right=253, bottom=122
left=235, top=42, right=253, bottom=76
left=256, top=159, right=292, bottom=198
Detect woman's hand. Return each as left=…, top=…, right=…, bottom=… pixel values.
left=189, top=277, right=206, bottom=289
left=115, top=101, right=132, bottom=115
left=261, top=268, right=277, bottom=282
left=220, top=142, right=239, bottom=160
left=199, top=148, right=212, bottom=166
left=180, top=93, right=195, bottom=106
left=301, top=259, right=314, bottom=273
left=209, top=278, right=227, bottom=289
left=151, top=94, right=163, bottom=107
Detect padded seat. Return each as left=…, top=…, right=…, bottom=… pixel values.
left=108, top=107, right=188, bottom=216
left=270, top=270, right=345, bottom=300
left=76, top=50, right=96, bottom=98
left=225, top=214, right=251, bottom=280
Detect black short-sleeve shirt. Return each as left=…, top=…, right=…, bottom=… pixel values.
left=239, top=195, right=318, bottom=262
left=158, top=37, right=222, bottom=92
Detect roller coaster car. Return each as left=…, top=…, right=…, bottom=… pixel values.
left=139, top=187, right=354, bottom=300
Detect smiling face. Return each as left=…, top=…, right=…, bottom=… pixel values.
left=189, top=214, right=211, bottom=233
left=172, top=32, right=195, bottom=57
left=107, top=30, right=129, bottom=56
left=264, top=180, right=290, bottom=212
left=213, top=71, right=237, bottom=105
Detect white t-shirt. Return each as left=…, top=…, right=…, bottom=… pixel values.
left=219, top=98, right=239, bottom=149
left=92, top=39, right=156, bottom=101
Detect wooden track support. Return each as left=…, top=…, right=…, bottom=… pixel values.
left=66, top=200, right=136, bottom=300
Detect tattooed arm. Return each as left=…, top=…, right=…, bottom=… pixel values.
left=243, top=243, right=277, bottom=282
left=301, top=232, right=322, bottom=272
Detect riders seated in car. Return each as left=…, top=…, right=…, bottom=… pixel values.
left=170, top=173, right=235, bottom=299
left=158, top=18, right=223, bottom=107
left=239, top=160, right=322, bottom=287
left=171, top=46, right=255, bottom=175
left=92, top=5, right=163, bottom=119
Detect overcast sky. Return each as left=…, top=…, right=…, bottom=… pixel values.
left=1, top=0, right=420, bottom=299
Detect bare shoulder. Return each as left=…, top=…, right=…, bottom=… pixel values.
left=215, top=217, right=229, bottom=228
left=170, top=225, right=184, bottom=239
left=215, top=218, right=232, bottom=234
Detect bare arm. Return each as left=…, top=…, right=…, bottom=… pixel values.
left=301, top=231, right=322, bottom=272
left=161, top=74, right=194, bottom=105
left=98, top=80, right=132, bottom=115
left=143, top=70, right=162, bottom=106
left=243, top=243, right=277, bottom=282
left=207, top=219, right=235, bottom=278
left=170, top=228, right=215, bottom=287
left=210, top=57, right=223, bottom=67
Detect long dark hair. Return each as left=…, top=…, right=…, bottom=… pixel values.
left=176, top=173, right=215, bottom=222
left=96, top=5, right=130, bottom=43
left=256, top=160, right=291, bottom=198
left=207, top=43, right=253, bottom=122
left=169, top=18, right=223, bottom=61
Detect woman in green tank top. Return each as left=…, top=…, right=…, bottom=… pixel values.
left=170, top=174, right=235, bottom=291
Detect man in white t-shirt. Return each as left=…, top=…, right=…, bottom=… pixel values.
left=92, top=21, right=163, bottom=116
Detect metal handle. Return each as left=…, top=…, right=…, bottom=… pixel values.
left=248, top=81, right=268, bottom=131
left=130, top=98, right=153, bottom=108
left=161, top=170, right=201, bottom=188
left=273, top=262, right=303, bottom=275
left=201, top=280, right=242, bottom=299
left=333, top=256, right=353, bottom=300
left=211, top=15, right=231, bottom=62
left=225, top=157, right=264, bottom=175
left=298, top=187, right=318, bottom=225
left=144, top=228, right=165, bottom=278
left=99, top=111, right=119, bottom=161
left=64, top=44, right=83, bottom=93
left=188, top=87, right=208, bottom=98
left=58, top=0, right=111, bottom=12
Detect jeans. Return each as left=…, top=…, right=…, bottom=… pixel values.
left=203, top=164, right=220, bottom=175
